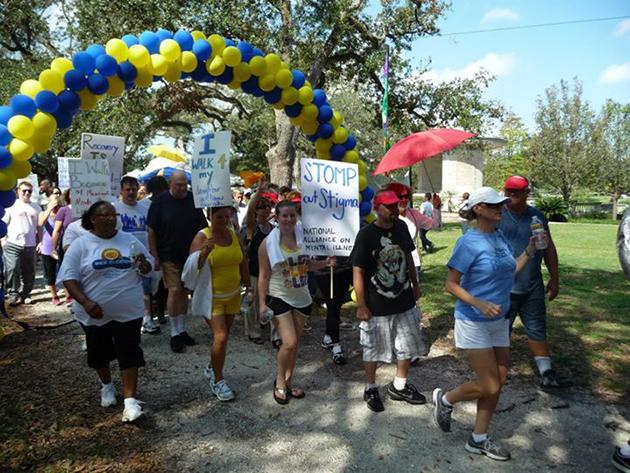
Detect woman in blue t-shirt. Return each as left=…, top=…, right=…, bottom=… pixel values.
left=432, top=187, right=537, bottom=462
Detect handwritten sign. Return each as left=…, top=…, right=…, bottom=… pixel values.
left=57, top=157, right=77, bottom=190
left=68, top=159, right=111, bottom=216
left=80, top=133, right=124, bottom=197
left=190, top=131, right=232, bottom=208
left=301, top=158, right=360, bottom=256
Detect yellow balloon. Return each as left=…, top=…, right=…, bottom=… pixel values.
left=106, top=38, right=129, bottom=63
left=164, top=61, right=182, bottom=83
left=8, top=158, right=32, bottom=178
left=39, top=69, right=65, bottom=94
left=315, top=138, right=333, bottom=152
left=350, top=288, right=357, bottom=303
left=30, top=133, right=52, bottom=153
left=358, top=159, right=367, bottom=175
left=279, top=61, right=289, bottom=71
left=128, top=44, right=150, bottom=68
left=300, top=104, right=319, bottom=122
left=275, top=69, right=293, bottom=89
left=107, top=76, right=125, bottom=97
left=272, top=101, right=284, bottom=110
left=208, top=34, right=225, bottom=57
left=265, top=54, right=282, bottom=74
left=298, top=86, right=314, bottom=105
left=343, top=150, right=359, bottom=164
left=333, top=127, right=349, bottom=144
left=181, top=51, right=198, bottom=73
left=304, top=80, right=312, bottom=88
left=316, top=150, right=330, bottom=160
left=364, top=212, right=376, bottom=223
left=9, top=139, right=34, bottom=161
left=359, top=175, right=368, bottom=191
left=222, top=46, right=241, bottom=67
left=32, top=112, right=57, bottom=136
left=258, top=73, right=276, bottom=92
left=331, top=111, right=344, bottom=128
left=20, top=80, right=43, bottom=99
left=281, top=87, right=298, bottom=105
left=207, top=56, right=225, bottom=76
left=249, top=56, right=267, bottom=76
left=160, top=39, right=181, bottom=62
left=289, top=116, right=303, bottom=127
left=7, top=116, right=35, bottom=141
left=151, top=54, right=168, bottom=76
left=233, top=63, right=251, bottom=82
left=136, top=66, right=153, bottom=88
left=78, top=89, right=98, bottom=110
left=301, top=120, right=319, bottom=135
left=227, top=79, right=241, bottom=90
left=51, top=57, right=74, bottom=76
left=191, top=30, right=206, bottom=41
left=0, top=169, right=17, bottom=191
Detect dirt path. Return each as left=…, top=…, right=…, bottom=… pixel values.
left=1, top=291, right=628, bottom=472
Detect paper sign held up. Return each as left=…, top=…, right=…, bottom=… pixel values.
left=68, top=159, right=111, bottom=217
left=191, top=131, right=232, bottom=209
left=80, top=133, right=124, bottom=198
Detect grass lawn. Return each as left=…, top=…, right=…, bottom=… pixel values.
left=418, top=222, right=629, bottom=399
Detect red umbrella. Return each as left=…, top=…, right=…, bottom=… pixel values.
left=373, top=128, right=476, bottom=175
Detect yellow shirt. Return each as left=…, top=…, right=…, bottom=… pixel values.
left=202, top=227, right=243, bottom=300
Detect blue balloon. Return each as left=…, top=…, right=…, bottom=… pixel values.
left=237, top=42, right=254, bottom=62
left=35, top=90, right=60, bottom=113
left=0, top=125, right=11, bottom=146
left=156, top=29, right=173, bottom=42
left=285, top=103, right=302, bottom=118
left=173, top=30, right=194, bottom=51
left=307, top=133, right=318, bottom=142
left=359, top=200, right=372, bottom=216
left=117, top=61, right=138, bottom=82
left=192, top=39, right=212, bottom=61
left=58, top=90, right=81, bottom=112
left=95, top=54, right=117, bottom=77
left=190, top=63, right=207, bottom=82
left=318, top=122, right=333, bottom=139
left=318, top=105, right=333, bottom=123
left=361, top=186, right=375, bottom=202
left=0, top=207, right=5, bottom=219
left=0, top=146, right=12, bottom=168
left=291, top=70, right=306, bottom=89
left=121, top=34, right=139, bottom=47
left=330, top=144, right=346, bottom=160
left=73, top=51, right=96, bottom=75
left=64, top=70, right=87, bottom=91
left=312, top=89, right=327, bottom=106
left=87, top=74, right=109, bottom=95
left=240, top=76, right=255, bottom=93
left=344, top=134, right=357, bottom=150
left=242, top=76, right=262, bottom=96
left=139, top=31, right=160, bottom=54
left=0, top=105, right=14, bottom=125
left=224, top=38, right=236, bottom=47
left=53, top=109, right=73, bottom=129
left=216, top=67, right=233, bottom=85
left=263, top=88, right=281, bottom=104
left=252, top=47, right=264, bottom=57
left=0, top=189, right=16, bottom=208
left=0, top=220, right=7, bottom=238
left=86, top=44, right=106, bottom=59
left=124, top=81, right=136, bottom=90
left=10, top=94, right=37, bottom=118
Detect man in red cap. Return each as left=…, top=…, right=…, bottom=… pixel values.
left=499, top=176, right=563, bottom=389
left=352, top=189, right=425, bottom=412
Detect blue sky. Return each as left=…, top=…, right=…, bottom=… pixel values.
left=397, top=0, right=630, bottom=131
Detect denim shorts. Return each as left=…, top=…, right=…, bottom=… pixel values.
left=142, top=276, right=152, bottom=295
left=507, top=282, right=547, bottom=342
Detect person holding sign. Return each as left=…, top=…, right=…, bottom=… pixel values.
left=189, top=206, right=251, bottom=402
left=352, top=190, right=425, bottom=413
left=258, top=200, right=334, bottom=405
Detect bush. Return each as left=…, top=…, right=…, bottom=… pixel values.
left=535, top=195, right=569, bottom=222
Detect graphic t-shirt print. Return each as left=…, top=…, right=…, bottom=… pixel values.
left=370, top=235, right=409, bottom=298
left=280, top=254, right=309, bottom=289
left=492, top=246, right=513, bottom=272
left=120, top=213, right=147, bottom=233
left=92, top=248, right=133, bottom=277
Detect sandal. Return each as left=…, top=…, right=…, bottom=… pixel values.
left=287, top=386, right=306, bottom=399
left=273, top=381, right=289, bottom=405
left=248, top=336, right=264, bottom=345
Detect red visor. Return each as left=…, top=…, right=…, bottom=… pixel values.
left=373, top=191, right=400, bottom=207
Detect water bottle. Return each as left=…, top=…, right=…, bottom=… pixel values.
left=531, top=216, right=548, bottom=250
left=130, top=241, right=140, bottom=271
left=240, top=292, right=251, bottom=316
left=260, top=307, right=275, bottom=325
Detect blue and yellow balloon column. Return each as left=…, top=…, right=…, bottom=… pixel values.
left=0, top=29, right=376, bottom=237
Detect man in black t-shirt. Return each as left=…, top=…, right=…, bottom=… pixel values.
left=352, top=190, right=426, bottom=412
left=147, top=171, right=207, bottom=353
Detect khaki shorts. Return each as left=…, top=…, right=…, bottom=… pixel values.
left=161, top=261, right=184, bottom=289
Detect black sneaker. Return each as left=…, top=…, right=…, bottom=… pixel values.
left=363, top=387, right=384, bottom=412
left=465, top=435, right=511, bottom=461
left=332, top=347, right=346, bottom=365
left=612, top=446, right=630, bottom=473
left=387, top=382, right=427, bottom=405
left=170, top=335, right=185, bottom=353
left=321, top=335, right=333, bottom=350
left=432, top=388, right=453, bottom=432
left=540, top=369, right=561, bottom=389
left=179, top=331, right=196, bottom=346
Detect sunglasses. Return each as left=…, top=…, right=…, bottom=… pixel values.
left=397, top=193, right=410, bottom=199
left=21, top=189, right=33, bottom=194
left=257, top=204, right=271, bottom=210
left=481, top=202, right=504, bottom=209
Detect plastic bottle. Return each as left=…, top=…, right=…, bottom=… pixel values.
left=531, top=216, right=548, bottom=250
left=130, top=241, right=140, bottom=271
left=240, top=292, right=251, bottom=315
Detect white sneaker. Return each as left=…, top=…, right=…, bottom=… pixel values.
left=141, top=319, right=160, bottom=334
left=211, top=379, right=235, bottom=401
left=121, top=398, right=144, bottom=423
left=100, top=383, right=117, bottom=407
left=203, top=366, right=215, bottom=385
left=81, top=339, right=88, bottom=351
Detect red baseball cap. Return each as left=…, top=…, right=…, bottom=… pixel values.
left=373, top=191, right=400, bottom=208
left=504, top=175, right=530, bottom=190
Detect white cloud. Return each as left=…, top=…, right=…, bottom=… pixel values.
left=481, top=8, right=520, bottom=24
left=420, top=52, right=517, bottom=83
left=599, top=63, right=630, bottom=84
left=613, top=19, right=630, bottom=37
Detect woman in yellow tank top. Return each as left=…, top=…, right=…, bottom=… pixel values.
left=190, top=206, right=250, bottom=402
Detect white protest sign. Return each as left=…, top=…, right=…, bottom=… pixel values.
left=68, top=159, right=111, bottom=216
left=80, top=133, right=125, bottom=197
left=57, top=157, right=77, bottom=190
left=190, top=131, right=232, bottom=208
left=301, top=158, right=360, bottom=256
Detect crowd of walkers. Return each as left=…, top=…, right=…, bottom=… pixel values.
left=3, top=171, right=567, bottom=462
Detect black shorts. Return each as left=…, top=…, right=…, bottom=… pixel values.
left=41, top=254, right=57, bottom=286
left=266, top=295, right=312, bottom=317
left=81, top=318, right=145, bottom=371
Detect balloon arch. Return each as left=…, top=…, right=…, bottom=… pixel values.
left=0, top=28, right=377, bottom=237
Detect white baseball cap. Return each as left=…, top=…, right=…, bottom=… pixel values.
left=467, top=186, right=511, bottom=208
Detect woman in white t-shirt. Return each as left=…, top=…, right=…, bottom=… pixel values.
left=57, top=201, right=152, bottom=424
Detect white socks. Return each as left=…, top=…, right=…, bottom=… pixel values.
left=124, top=397, right=138, bottom=408
left=393, top=377, right=407, bottom=390
left=472, top=432, right=488, bottom=443
left=170, top=315, right=187, bottom=336
left=535, top=356, right=552, bottom=375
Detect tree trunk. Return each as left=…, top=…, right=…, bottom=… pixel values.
left=266, top=111, right=298, bottom=187
left=612, top=193, right=620, bottom=221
